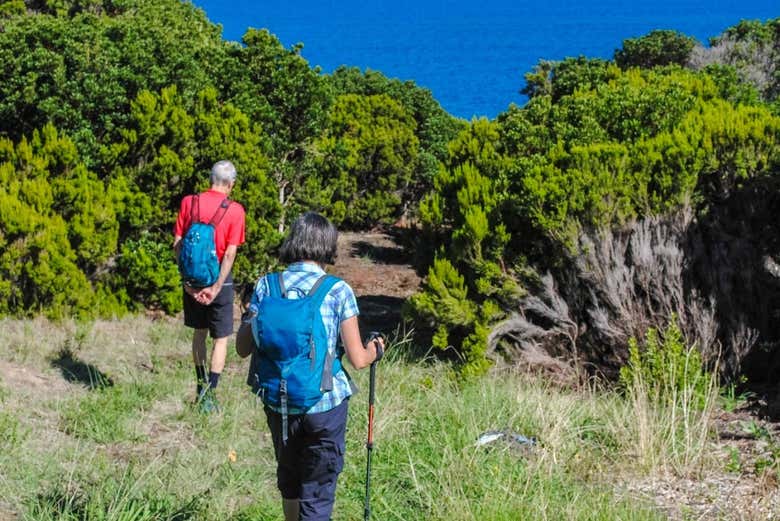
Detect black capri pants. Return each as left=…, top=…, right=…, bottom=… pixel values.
left=265, top=398, right=349, bottom=521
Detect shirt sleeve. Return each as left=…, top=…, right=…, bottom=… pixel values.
left=173, top=195, right=192, bottom=237
left=336, top=281, right=359, bottom=323
left=249, top=276, right=268, bottom=347
left=225, top=204, right=246, bottom=246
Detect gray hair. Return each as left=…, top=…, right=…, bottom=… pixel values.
left=210, top=160, right=237, bottom=186
left=279, top=212, right=338, bottom=265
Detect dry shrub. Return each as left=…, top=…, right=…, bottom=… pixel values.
left=486, top=274, right=581, bottom=385
left=576, top=210, right=723, bottom=374
left=688, top=36, right=777, bottom=100
left=489, top=207, right=769, bottom=380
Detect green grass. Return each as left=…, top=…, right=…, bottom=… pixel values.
left=0, top=396, right=26, bottom=450
left=0, top=317, right=691, bottom=520
left=27, top=466, right=202, bottom=521
left=60, top=381, right=162, bottom=443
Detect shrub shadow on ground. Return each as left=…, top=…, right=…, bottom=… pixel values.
left=351, top=240, right=409, bottom=265
left=50, top=346, right=113, bottom=390
left=357, top=295, right=406, bottom=335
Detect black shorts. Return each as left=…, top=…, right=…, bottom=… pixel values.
left=182, top=277, right=234, bottom=339
left=265, top=399, right=348, bottom=520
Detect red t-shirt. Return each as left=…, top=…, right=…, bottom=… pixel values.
left=174, top=189, right=246, bottom=262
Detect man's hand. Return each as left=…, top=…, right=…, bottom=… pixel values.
left=184, top=284, right=213, bottom=305
left=193, top=244, right=236, bottom=306
left=195, top=284, right=220, bottom=305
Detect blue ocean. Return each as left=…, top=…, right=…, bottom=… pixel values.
left=191, top=0, right=777, bottom=119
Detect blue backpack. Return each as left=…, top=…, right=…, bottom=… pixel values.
left=250, top=272, right=343, bottom=441
left=178, top=195, right=231, bottom=288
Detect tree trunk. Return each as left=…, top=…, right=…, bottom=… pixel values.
left=278, top=181, right=286, bottom=234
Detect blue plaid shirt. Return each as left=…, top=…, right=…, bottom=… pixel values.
left=247, top=262, right=359, bottom=414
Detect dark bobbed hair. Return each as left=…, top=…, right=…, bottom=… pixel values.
left=279, top=212, right=338, bottom=265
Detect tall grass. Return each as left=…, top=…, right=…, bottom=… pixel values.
left=0, top=317, right=719, bottom=520
left=616, top=321, right=719, bottom=476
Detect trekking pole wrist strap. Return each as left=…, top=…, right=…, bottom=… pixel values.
left=373, top=341, right=384, bottom=363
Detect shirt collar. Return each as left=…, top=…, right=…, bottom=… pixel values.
left=287, top=261, right=326, bottom=274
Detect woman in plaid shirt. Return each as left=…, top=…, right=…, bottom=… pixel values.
left=236, top=212, right=385, bottom=521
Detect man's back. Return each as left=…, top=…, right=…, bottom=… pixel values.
left=174, top=189, right=246, bottom=263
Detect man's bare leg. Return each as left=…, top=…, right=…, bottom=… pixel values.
left=210, top=336, right=228, bottom=374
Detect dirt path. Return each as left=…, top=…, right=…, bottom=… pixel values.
left=0, top=360, right=73, bottom=395
left=329, top=231, right=421, bottom=335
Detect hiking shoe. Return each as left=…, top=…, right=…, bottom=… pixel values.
left=196, top=387, right=220, bottom=414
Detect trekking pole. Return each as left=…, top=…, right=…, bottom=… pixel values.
left=364, top=331, right=382, bottom=521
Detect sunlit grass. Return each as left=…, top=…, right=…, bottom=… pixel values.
left=0, top=317, right=700, bottom=520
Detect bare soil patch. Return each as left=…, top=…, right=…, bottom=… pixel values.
left=329, top=231, right=421, bottom=334
left=0, top=360, right=73, bottom=396
left=0, top=505, right=17, bottom=521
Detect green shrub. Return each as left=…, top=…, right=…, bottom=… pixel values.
left=706, top=18, right=780, bottom=102
left=616, top=318, right=719, bottom=474
left=328, top=66, right=464, bottom=212
left=405, top=257, right=499, bottom=377
left=410, top=67, right=779, bottom=375
left=703, top=64, right=762, bottom=106
left=314, top=93, right=419, bottom=228
left=0, top=190, right=96, bottom=317
left=522, top=57, right=617, bottom=102
left=615, top=30, right=698, bottom=69
left=0, top=0, right=227, bottom=163
left=0, top=0, right=25, bottom=17
left=117, top=235, right=180, bottom=314
left=619, top=319, right=712, bottom=409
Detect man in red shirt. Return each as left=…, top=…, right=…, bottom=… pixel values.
left=174, top=160, right=246, bottom=412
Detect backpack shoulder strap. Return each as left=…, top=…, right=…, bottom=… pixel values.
left=307, top=274, right=341, bottom=308
left=208, top=197, right=231, bottom=227
left=190, top=194, right=200, bottom=224
left=308, top=274, right=343, bottom=392
left=267, top=272, right=286, bottom=299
